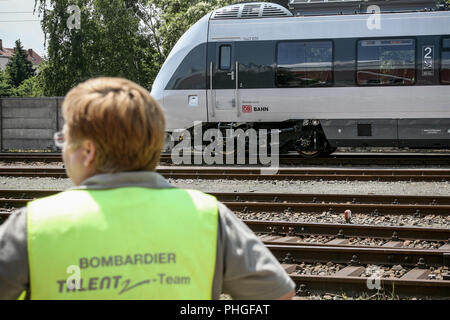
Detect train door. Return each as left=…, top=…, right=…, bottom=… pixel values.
left=210, top=42, right=239, bottom=121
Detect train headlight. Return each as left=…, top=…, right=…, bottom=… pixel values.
left=312, top=120, right=320, bottom=126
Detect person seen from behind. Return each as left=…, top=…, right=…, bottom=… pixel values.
left=0, top=77, right=295, bottom=300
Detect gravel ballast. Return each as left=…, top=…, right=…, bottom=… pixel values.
left=237, top=210, right=450, bottom=228
left=1, top=176, right=448, bottom=197
left=2, top=177, right=449, bottom=228
left=168, top=178, right=450, bottom=196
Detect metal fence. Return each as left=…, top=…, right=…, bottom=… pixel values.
left=0, top=97, right=65, bottom=151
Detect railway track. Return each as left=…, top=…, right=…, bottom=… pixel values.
left=217, top=192, right=450, bottom=216
left=0, top=153, right=62, bottom=162
left=0, top=189, right=448, bottom=298
left=268, top=244, right=448, bottom=269
left=1, top=152, right=450, bottom=166
left=245, top=220, right=450, bottom=243
left=1, top=190, right=450, bottom=217
left=1, top=189, right=449, bottom=241
left=270, top=244, right=450, bottom=299
left=0, top=166, right=449, bottom=181
left=1, top=188, right=449, bottom=239
left=259, top=222, right=450, bottom=298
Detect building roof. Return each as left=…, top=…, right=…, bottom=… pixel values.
left=0, top=47, right=14, bottom=58
left=26, top=49, right=43, bottom=65
left=0, top=46, right=43, bottom=65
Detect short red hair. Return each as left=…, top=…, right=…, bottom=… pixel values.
left=62, top=77, right=165, bottom=172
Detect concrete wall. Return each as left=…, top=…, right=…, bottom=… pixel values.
left=0, top=97, right=65, bottom=151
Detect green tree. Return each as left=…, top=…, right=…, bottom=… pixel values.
left=0, top=70, right=14, bottom=97
left=14, top=74, right=45, bottom=97
left=146, top=0, right=239, bottom=62
left=34, top=0, right=159, bottom=95
left=33, top=0, right=244, bottom=96
left=5, top=39, right=35, bottom=87
left=13, top=60, right=47, bottom=97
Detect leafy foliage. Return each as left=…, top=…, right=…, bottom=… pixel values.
left=5, top=40, right=35, bottom=88
left=0, top=70, right=14, bottom=97
left=33, top=0, right=243, bottom=96
left=34, top=0, right=159, bottom=95
left=146, top=0, right=236, bottom=59
left=14, top=74, right=45, bottom=97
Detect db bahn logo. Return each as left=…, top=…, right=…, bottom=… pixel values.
left=242, top=105, right=252, bottom=113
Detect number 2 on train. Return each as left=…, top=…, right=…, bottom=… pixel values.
left=422, top=46, right=434, bottom=76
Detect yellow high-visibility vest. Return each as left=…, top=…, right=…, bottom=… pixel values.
left=27, top=188, right=218, bottom=300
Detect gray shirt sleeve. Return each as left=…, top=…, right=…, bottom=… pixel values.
left=0, top=208, right=29, bottom=300
left=212, top=202, right=295, bottom=300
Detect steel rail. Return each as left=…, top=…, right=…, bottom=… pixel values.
left=2, top=152, right=450, bottom=166
left=243, top=220, right=450, bottom=242
left=210, top=192, right=450, bottom=205
left=1, top=204, right=449, bottom=241
left=289, top=274, right=450, bottom=299
left=0, top=166, right=449, bottom=181
left=158, top=167, right=449, bottom=175
left=266, top=244, right=448, bottom=267
left=262, top=239, right=443, bottom=250
left=225, top=201, right=450, bottom=215
left=1, top=190, right=450, bottom=216
left=2, top=189, right=450, bottom=205
left=0, top=153, right=62, bottom=162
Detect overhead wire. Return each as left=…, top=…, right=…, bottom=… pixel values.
left=0, top=20, right=40, bottom=22
left=0, top=11, right=34, bottom=14
left=0, top=11, right=40, bottom=21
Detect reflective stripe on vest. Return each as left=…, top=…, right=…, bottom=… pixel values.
left=27, top=188, right=218, bottom=300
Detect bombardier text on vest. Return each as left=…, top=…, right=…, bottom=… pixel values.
left=79, top=253, right=176, bottom=269
left=57, top=253, right=187, bottom=295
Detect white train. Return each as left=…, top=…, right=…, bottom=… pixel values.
left=151, top=0, right=450, bottom=156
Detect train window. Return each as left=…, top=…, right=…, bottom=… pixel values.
left=165, top=43, right=207, bottom=90
left=219, top=45, right=232, bottom=70
left=441, top=38, right=450, bottom=85
left=357, top=39, right=415, bottom=86
left=276, top=41, right=333, bottom=87
left=443, top=39, right=450, bottom=49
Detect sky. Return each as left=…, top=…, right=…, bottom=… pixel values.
left=0, top=0, right=46, bottom=56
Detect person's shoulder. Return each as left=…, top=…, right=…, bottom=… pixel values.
left=215, top=200, right=256, bottom=237
left=184, top=189, right=216, bottom=199
left=2, top=207, right=27, bottom=227
left=0, top=206, right=28, bottom=250
left=183, top=189, right=219, bottom=209
left=28, top=190, right=88, bottom=207
left=217, top=201, right=234, bottom=217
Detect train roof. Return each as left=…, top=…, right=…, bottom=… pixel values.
left=289, top=0, right=448, bottom=16
left=208, top=9, right=450, bottom=41
left=210, top=1, right=449, bottom=20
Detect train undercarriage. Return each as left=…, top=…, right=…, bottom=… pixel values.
left=164, top=118, right=450, bottom=160
left=163, top=120, right=337, bottom=159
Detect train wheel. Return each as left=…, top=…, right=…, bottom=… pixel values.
left=298, top=150, right=321, bottom=158
left=296, top=126, right=333, bottom=158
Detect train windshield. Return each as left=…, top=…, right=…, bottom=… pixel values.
left=151, top=13, right=210, bottom=95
